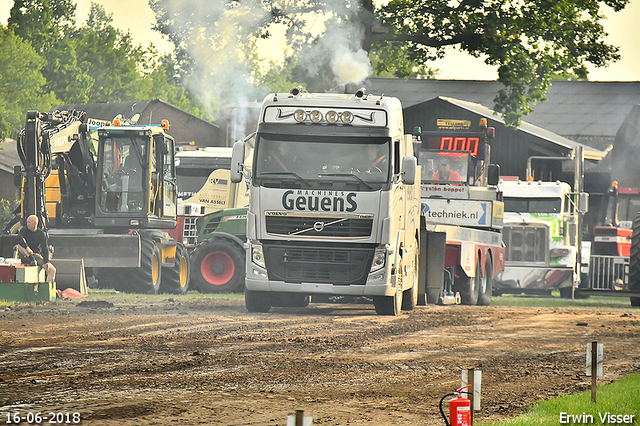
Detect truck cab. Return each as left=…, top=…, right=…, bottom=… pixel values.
left=495, top=179, right=578, bottom=296
left=230, top=88, right=420, bottom=315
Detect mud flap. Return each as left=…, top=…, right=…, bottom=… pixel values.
left=425, top=230, right=447, bottom=305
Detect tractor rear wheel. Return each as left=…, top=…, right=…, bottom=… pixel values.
left=160, top=242, right=190, bottom=295
left=191, top=238, right=245, bottom=293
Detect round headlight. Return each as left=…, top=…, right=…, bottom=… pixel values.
left=341, top=111, right=354, bottom=124
left=310, top=110, right=323, bottom=123
left=326, top=110, right=339, bottom=124
left=294, top=109, right=306, bottom=123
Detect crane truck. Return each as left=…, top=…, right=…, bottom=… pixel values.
left=0, top=110, right=190, bottom=294
left=229, top=88, right=421, bottom=315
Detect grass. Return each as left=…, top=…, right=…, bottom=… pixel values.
left=478, top=373, right=640, bottom=425
left=490, top=292, right=634, bottom=309
left=85, top=288, right=244, bottom=301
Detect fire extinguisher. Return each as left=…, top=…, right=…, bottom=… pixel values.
left=439, top=385, right=471, bottom=426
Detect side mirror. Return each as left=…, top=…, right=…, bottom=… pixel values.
left=487, top=164, right=500, bottom=186
left=230, top=141, right=246, bottom=183
left=401, top=155, right=417, bottom=185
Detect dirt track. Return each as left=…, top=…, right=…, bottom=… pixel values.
left=0, top=295, right=639, bottom=425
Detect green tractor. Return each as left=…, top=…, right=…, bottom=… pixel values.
left=189, top=207, right=248, bottom=293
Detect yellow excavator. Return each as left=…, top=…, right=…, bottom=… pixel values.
left=0, top=110, right=190, bottom=294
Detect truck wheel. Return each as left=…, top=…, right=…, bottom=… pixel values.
left=477, top=257, right=493, bottom=306
left=160, top=242, right=190, bottom=295
left=245, top=289, right=272, bottom=313
left=191, top=238, right=245, bottom=293
left=459, top=260, right=480, bottom=305
left=374, top=283, right=403, bottom=315
left=402, top=250, right=419, bottom=311
left=271, top=292, right=310, bottom=308
left=126, top=238, right=162, bottom=294
left=629, top=212, right=640, bottom=307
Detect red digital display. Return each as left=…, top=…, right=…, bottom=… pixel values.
left=425, top=134, right=482, bottom=157
left=439, top=136, right=479, bottom=156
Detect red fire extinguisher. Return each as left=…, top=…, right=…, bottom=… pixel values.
left=439, top=385, right=471, bottom=426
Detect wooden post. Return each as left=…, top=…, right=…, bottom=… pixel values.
left=591, top=341, right=598, bottom=403
left=468, top=368, right=474, bottom=426
left=295, top=410, right=304, bottom=426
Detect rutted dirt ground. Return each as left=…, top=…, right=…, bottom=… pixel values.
left=0, top=295, right=639, bottom=425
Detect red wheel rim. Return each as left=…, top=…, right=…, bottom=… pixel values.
left=201, top=251, right=235, bottom=285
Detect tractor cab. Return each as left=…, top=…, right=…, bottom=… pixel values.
left=94, top=121, right=177, bottom=230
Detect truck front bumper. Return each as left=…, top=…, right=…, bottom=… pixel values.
left=494, top=265, right=574, bottom=291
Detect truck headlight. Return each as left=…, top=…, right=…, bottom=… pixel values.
left=251, top=244, right=265, bottom=268
left=550, top=248, right=570, bottom=258
left=370, top=248, right=386, bottom=272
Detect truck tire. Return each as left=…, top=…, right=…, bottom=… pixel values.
left=402, top=249, right=419, bottom=311
left=245, top=289, right=272, bottom=313
left=191, top=238, right=245, bottom=293
left=160, top=242, right=190, bottom=295
left=125, top=238, right=162, bottom=294
left=96, top=267, right=122, bottom=290
left=374, top=283, right=403, bottom=315
left=458, top=260, right=480, bottom=305
left=629, top=212, right=640, bottom=307
left=477, top=256, right=493, bottom=306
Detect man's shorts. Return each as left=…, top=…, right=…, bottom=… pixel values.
left=20, top=253, right=45, bottom=267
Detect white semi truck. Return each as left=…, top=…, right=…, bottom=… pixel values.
left=230, top=88, right=421, bottom=315
left=494, top=179, right=581, bottom=297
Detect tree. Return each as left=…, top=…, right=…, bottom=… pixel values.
left=0, top=27, right=57, bottom=140
left=150, top=0, right=628, bottom=126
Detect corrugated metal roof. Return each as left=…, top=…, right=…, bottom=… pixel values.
left=438, top=97, right=608, bottom=161
left=354, top=78, right=640, bottom=142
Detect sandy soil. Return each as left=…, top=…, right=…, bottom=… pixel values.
left=0, top=295, right=639, bottom=425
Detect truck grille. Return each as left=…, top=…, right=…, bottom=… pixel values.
left=265, top=216, right=373, bottom=238
left=502, top=225, right=548, bottom=263
left=264, top=243, right=374, bottom=285
left=588, top=255, right=628, bottom=290
left=182, top=216, right=199, bottom=245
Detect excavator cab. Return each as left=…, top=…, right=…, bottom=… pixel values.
left=94, top=123, right=177, bottom=230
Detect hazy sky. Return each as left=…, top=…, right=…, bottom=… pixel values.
left=0, top=0, right=638, bottom=81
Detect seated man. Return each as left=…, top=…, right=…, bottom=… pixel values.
left=432, top=159, right=463, bottom=181
left=17, top=215, right=56, bottom=283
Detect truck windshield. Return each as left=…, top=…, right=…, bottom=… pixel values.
left=504, top=197, right=562, bottom=214
left=99, top=134, right=147, bottom=213
left=254, top=135, right=390, bottom=189
left=176, top=158, right=231, bottom=199
left=418, top=151, right=469, bottom=183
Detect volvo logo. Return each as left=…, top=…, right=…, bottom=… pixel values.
left=313, top=221, right=325, bottom=232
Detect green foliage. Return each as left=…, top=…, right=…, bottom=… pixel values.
left=150, top=0, right=628, bottom=126
left=6, top=1, right=205, bottom=120
left=479, top=373, right=640, bottom=426
left=0, top=27, right=57, bottom=140
left=0, top=197, right=19, bottom=232
left=377, top=0, right=628, bottom=126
